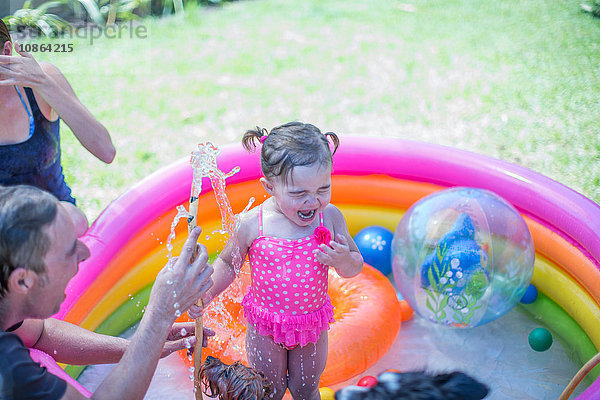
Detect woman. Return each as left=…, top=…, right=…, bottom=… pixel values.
left=0, top=20, right=115, bottom=204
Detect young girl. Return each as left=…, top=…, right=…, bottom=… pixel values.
left=203, top=122, right=363, bottom=400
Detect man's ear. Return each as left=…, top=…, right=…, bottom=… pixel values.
left=3, top=41, right=12, bottom=56
left=7, top=268, right=37, bottom=294
left=260, top=177, right=275, bottom=196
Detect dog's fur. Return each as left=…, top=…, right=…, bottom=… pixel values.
left=200, top=356, right=272, bottom=400
left=335, top=371, right=489, bottom=400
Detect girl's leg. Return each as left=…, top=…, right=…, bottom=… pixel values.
left=246, top=323, right=288, bottom=400
left=287, top=330, right=328, bottom=400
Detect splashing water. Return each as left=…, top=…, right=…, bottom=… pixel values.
left=190, top=142, right=254, bottom=274
left=165, top=205, right=193, bottom=262
left=166, top=143, right=254, bottom=271
left=161, top=142, right=255, bottom=364
left=189, top=143, right=255, bottom=362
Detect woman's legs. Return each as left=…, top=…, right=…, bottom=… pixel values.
left=287, top=330, right=328, bottom=400
left=246, top=323, right=288, bottom=400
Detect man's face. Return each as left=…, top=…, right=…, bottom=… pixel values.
left=26, top=205, right=90, bottom=318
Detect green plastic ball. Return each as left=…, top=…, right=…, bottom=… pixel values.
left=528, top=328, right=553, bottom=352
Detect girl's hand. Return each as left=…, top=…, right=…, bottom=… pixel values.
left=0, top=41, right=48, bottom=87
left=314, top=234, right=353, bottom=268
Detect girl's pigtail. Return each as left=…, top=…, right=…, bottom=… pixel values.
left=242, top=126, right=267, bottom=152
left=259, top=127, right=269, bottom=144
left=324, top=131, right=340, bottom=156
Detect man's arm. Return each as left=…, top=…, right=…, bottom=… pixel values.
left=60, top=228, right=213, bottom=400
left=33, top=319, right=128, bottom=365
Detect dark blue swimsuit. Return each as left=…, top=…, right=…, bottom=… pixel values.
left=0, top=86, right=75, bottom=204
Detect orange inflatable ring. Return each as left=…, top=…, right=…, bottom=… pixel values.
left=176, top=263, right=402, bottom=387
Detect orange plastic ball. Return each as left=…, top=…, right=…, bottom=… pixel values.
left=399, top=300, right=414, bottom=321
left=385, top=368, right=402, bottom=374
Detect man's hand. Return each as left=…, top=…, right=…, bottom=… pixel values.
left=146, top=227, right=214, bottom=324
left=160, top=322, right=215, bottom=358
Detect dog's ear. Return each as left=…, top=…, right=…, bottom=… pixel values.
left=434, top=372, right=489, bottom=400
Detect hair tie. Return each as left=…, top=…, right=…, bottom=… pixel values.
left=259, top=135, right=267, bottom=144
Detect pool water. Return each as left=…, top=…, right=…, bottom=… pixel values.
left=77, top=303, right=589, bottom=399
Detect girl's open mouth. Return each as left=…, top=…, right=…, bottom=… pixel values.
left=298, top=209, right=316, bottom=220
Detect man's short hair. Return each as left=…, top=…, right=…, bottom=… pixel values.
left=0, top=185, right=58, bottom=296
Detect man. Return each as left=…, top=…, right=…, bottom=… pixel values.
left=0, top=185, right=214, bottom=399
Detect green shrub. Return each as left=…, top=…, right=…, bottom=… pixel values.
left=4, top=0, right=239, bottom=36
left=581, top=0, right=600, bottom=17
left=3, top=1, right=71, bottom=36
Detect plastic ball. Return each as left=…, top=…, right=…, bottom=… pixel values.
left=319, top=387, right=335, bottom=400
left=392, top=187, right=535, bottom=328
left=529, top=328, right=553, bottom=352
left=354, top=226, right=394, bottom=275
left=520, top=284, right=538, bottom=304
left=399, top=300, right=414, bottom=321
left=357, top=375, right=378, bottom=388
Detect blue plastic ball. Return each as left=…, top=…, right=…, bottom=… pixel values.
left=354, top=226, right=394, bottom=275
left=520, top=284, right=538, bottom=304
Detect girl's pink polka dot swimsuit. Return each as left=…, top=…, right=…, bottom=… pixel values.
left=242, top=205, right=335, bottom=349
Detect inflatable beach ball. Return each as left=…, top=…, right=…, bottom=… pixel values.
left=392, top=187, right=534, bottom=328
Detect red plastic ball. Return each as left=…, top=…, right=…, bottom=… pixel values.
left=357, top=375, right=378, bottom=388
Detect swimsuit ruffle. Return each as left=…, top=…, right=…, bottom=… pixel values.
left=242, top=294, right=335, bottom=348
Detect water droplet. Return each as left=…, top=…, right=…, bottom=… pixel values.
left=174, top=302, right=180, bottom=309
left=166, top=279, right=173, bottom=285
left=189, top=366, right=195, bottom=373
left=175, top=309, right=182, bottom=317
left=180, top=328, right=187, bottom=336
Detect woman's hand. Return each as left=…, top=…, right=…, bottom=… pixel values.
left=0, top=41, right=116, bottom=163
left=0, top=41, right=49, bottom=87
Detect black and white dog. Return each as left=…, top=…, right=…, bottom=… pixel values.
left=335, top=371, right=489, bottom=400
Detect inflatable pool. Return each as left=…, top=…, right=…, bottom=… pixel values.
left=45, top=137, right=599, bottom=398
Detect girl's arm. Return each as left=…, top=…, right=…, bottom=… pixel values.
left=201, top=246, right=238, bottom=305
left=201, top=210, right=257, bottom=304
left=315, top=205, right=363, bottom=278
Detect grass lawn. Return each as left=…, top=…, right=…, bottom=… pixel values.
left=29, top=0, right=600, bottom=221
